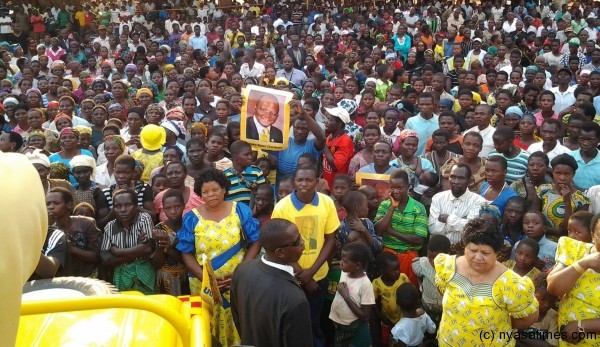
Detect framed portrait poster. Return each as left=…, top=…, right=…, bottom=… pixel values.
left=355, top=172, right=391, bottom=201
left=241, top=85, right=292, bottom=151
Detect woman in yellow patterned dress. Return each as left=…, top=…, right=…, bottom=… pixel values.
left=548, top=216, right=600, bottom=346
left=176, top=168, right=261, bottom=347
left=435, top=218, right=539, bottom=346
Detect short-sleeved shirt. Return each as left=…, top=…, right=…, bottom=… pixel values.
left=404, top=113, right=439, bottom=157
left=29, top=227, right=67, bottom=281
left=329, top=272, right=375, bottom=325
left=372, top=274, right=410, bottom=324
left=569, top=149, right=600, bottom=190
left=538, top=183, right=590, bottom=229
left=374, top=198, right=428, bottom=252
left=271, top=191, right=340, bottom=281
left=272, top=138, right=322, bottom=181
left=61, top=216, right=102, bottom=277
left=489, top=150, right=530, bottom=185
left=223, top=165, right=266, bottom=205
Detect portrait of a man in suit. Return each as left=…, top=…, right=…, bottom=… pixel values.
left=245, top=93, right=284, bottom=143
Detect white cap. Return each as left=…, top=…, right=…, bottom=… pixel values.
left=25, top=149, right=50, bottom=168
left=323, top=107, right=350, bottom=124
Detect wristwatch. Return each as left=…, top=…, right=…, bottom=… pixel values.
left=578, top=320, right=585, bottom=333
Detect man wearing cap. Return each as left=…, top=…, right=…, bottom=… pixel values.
left=93, top=25, right=110, bottom=49
left=560, top=38, right=587, bottom=70
left=322, top=106, right=354, bottom=187
left=246, top=93, right=284, bottom=144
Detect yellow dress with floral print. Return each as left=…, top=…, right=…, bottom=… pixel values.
left=555, top=237, right=600, bottom=347
left=435, top=253, right=539, bottom=346
left=189, top=202, right=246, bottom=347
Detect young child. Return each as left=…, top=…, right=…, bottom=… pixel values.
left=567, top=211, right=593, bottom=243
left=151, top=174, right=169, bottom=198
left=223, top=140, right=266, bottom=206
left=503, top=238, right=542, bottom=281
left=518, top=274, right=559, bottom=347
left=512, top=211, right=558, bottom=272
left=373, top=252, right=410, bottom=346
left=252, top=183, right=274, bottom=228
left=329, top=242, right=376, bottom=346
left=276, top=175, right=294, bottom=201
left=391, top=282, right=437, bottom=347
left=500, top=196, right=526, bottom=261
left=255, top=157, right=272, bottom=184
left=73, top=202, right=96, bottom=218
left=152, top=189, right=189, bottom=296
left=332, top=174, right=352, bottom=221
left=412, top=234, right=450, bottom=326
left=358, top=185, right=380, bottom=221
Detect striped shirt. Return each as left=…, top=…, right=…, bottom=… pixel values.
left=102, top=212, right=154, bottom=252
left=428, top=190, right=486, bottom=245
left=223, top=165, right=266, bottom=205
left=489, top=149, right=530, bottom=185
left=412, top=257, right=443, bottom=311
left=374, top=198, right=428, bottom=252
left=101, top=181, right=153, bottom=210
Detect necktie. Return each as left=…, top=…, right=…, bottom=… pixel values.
left=260, top=127, right=269, bottom=142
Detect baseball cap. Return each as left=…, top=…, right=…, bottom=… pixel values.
left=323, top=107, right=350, bottom=124
left=569, top=37, right=580, bottom=46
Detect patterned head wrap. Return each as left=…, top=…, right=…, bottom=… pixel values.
left=28, top=129, right=46, bottom=139
left=164, top=145, right=184, bottom=161
left=338, top=99, right=358, bottom=116
left=25, top=88, right=42, bottom=98
left=479, top=203, right=502, bottom=223
left=54, top=113, right=73, bottom=126
left=60, top=127, right=80, bottom=138
left=398, top=129, right=418, bottom=143
left=74, top=125, right=92, bottom=136
left=104, top=135, right=126, bottom=152
left=166, top=106, right=186, bottom=121
left=49, top=162, right=70, bottom=180
left=190, top=122, right=208, bottom=138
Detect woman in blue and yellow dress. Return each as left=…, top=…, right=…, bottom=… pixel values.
left=435, top=218, right=539, bottom=346
left=548, top=216, right=600, bottom=346
left=177, top=168, right=261, bottom=347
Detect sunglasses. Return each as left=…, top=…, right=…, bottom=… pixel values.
left=279, top=234, right=302, bottom=248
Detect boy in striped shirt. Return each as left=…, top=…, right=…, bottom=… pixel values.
left=490, top=125, right=530, bottom=184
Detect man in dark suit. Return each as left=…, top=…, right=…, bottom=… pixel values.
left=286, top=34, right=307, bottom=69
left=245, top=93, right=284, bottom=143
left=231, top=219, right=313, bottom=347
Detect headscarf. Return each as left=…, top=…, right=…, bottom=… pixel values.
left=25, top=88, right=42, bottom=98
left=479, top=203, right=502, bottom=223
left=274, top=77, right=289, bottom=85
left=50, top=60, right=65, bottom=70
left=25, top=149, right=50, bottom=167
left=166, top=106, right=186, bottom=121
left=505, top=106, right=524, bottom=119
left=290, top=88, right=303, bottom=99
left=49, top=162, right=70, bottom=180
left=136, top=88, right=153, bottom=99
left=28, top=129, right=46, bottom=140
left=104, top=135, right=126, bottom=152
left=107, top=103, right=124, bottom=112
left=47, top=100, right=59, bottom=109
left=525, top=66, right=539, bottom=73
left=54, top=113, right=73, bottom=125
left=222, top=86, right=236, bottom=94
left=523, top=112, right=536, bottom=124
left=338, top=99, right=359, bottom=116
left=70, top=155, right=97, bottom=181
left=398, top=129, right=418, bottom=143
left=314, top=45, right=324, bottom=55
left=385, top=53, right=397, bottom=60
left=190, top=122, right=208, bottom=138
left=74, top=125, right=92, bottom=136
left=60, top=127, right=80, bottom=138
left=124, top=64, right=137, bottom=72
left=163, top=145, right=184, bottom=161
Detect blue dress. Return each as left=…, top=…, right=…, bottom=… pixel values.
left=49, top=149, right=94, bottom=187
left=479, top=182, right=518, bottom=217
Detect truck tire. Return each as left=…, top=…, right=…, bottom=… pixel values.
left=23, top=277, right=120, bottom=296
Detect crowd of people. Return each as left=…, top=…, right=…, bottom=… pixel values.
left=4, top=0, right=600, bottom=346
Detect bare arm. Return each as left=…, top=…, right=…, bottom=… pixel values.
left=34, top=254, right=61, bottom=279
left=182, top=252, right=203, bottom=280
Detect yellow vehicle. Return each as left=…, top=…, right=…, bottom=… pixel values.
left=18, top=276, right=214, bottom=347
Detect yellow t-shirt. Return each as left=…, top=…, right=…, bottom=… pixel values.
left=271, top=192, right=340, bottom=281
left=372, top=274, right=410, bottom=324
left=74, top=11, right=86, bottom=26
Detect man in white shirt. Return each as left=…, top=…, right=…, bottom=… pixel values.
left=466, top=104, right=496, bottom=158
left=273, top=13, right=293, bottom=30
left=502, top=12, right=518, bottom=34
left=240, top=49, right=265, bottom=79
left=429, top=161, right=485, bottom=245
left=551, top=68, right=576, bottom=114
left=527, top=119, right=571, bottom=162
left=93, top=25, right=111, bottom=49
